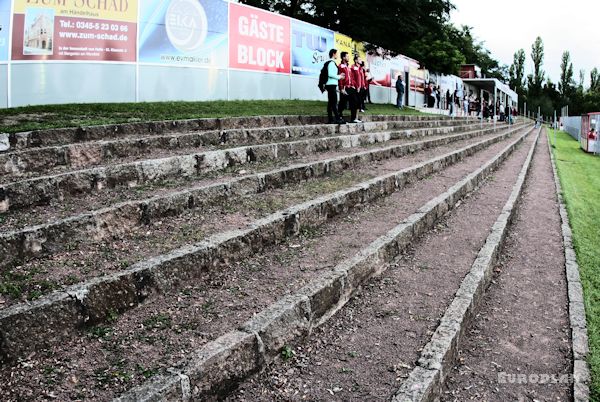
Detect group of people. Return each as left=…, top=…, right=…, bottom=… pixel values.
left=423, top=84, right=518, bottom=123
left=324, top=50, right=517, bottom=125
left=324, top=49, right=373, bottom=124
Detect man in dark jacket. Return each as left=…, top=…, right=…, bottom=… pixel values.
left=396, top=75, right=405, bottom=109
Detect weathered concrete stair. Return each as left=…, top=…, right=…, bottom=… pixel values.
left=0, top=123, right=522, bottom=270
left=0, top=119, right=473, bottom=175
left=0, top=124, right=530, bottom=363
left=2, top=114, right=456, bottom=151
left=114, top=126, right=536, bottom=402
left=392, top=128, right=540, bottom=402
left=0, top=122, right=495, bottom=212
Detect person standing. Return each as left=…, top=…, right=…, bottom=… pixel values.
left=338, top=52, right=352, bottom=121
left=338, top=52, right=359, bottom=123
left=395, top=75, right=405, bottom=109
left=324, top=49, right=346, bottom=124
left=365, top=67, right=374, bottom=104
left=427, top=83, right=436, bottom=108
left=360, top=61, right=368, bottom=111
left=351, top=55, right=365, bottom=121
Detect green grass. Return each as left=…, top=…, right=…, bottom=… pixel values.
left=0, top=100, right=425, bottom=133
left=548, top=129, right=600, bottom=399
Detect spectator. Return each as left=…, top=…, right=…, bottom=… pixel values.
left=482, top=101, right=490, bottom=120
left=396, top=75, right=405, bottom=109
left=359, top=60, right=368, bottom=112
left=338, top=52, right=359, bottom=123
left=324, top=49, right=345, bottom=125
left=351, top=55, right=365, bottom=121
left=588, top=127, right=597, bottom=142
left=337, top=52, right=352, bottom=121
left=425, top=83, right=432, bottom=108
left=445, top=89, right=451, bottom=110
left=365, top=68, right=374, bottom=104
left=435, top=86, right=441, bottom=109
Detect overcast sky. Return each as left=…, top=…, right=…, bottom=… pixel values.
left=450, top=0, right=600, bottom=87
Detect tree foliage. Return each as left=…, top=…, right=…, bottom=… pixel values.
left=517, top=38, right=599, bottom=117
left=591, top=68, right=600, bottom=92
left=509, top=49, right=526, bottom=101
left=559, top=51, right=574, bottom=97
left=527, top=36, right=545, bottom=96
left=238, top=0, right=504, bottom=76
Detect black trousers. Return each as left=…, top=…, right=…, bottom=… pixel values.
left=359, top=88, right=367, bottom=110
left=325, top=85, right=340, bottom=122
left=341, top=87, right=358, bottom=121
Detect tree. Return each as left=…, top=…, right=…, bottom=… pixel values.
left=528, top=36, right=545, bottom=95
left=509, top=49, right=526, bottom=107
left=238, top=0, right=504, bottom=76
left=558, top=51, right=574, bottom=97
left=405, top=24, right=466, bottom=75
left=453, top=25, right=506, bottom=80
left=240, top=0, right=454, bottom=60
left=590, top=68, right=600, bottom=92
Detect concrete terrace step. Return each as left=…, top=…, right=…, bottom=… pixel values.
left=114, top=128, right=536, bottom=402
left=0, top=125, right=523, bottom=270
left=0, top=122, right=503, bottom=213
left=394, top=129, right=540, bottom=401
left=0, top=125, right=530, bottom=365
left=1, top=114, right=458, bottom=151
left=0, top=119, right=474, bottom=176
left=435, top=131, right=577, bottom=401
left=217, top=128, right=539, bottom=402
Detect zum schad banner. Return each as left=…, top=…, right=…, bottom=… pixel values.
left=138, top=0, right=228, bottom=68
left=12, top=0, right=137, bottom=61
left=0, top=0, right=10, bottom=61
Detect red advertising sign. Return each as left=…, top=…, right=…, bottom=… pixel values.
left=12, top=0, right=137, bottom=62
left=229, top=3, right=290, bottom=73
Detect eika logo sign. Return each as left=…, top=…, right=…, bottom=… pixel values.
left=165, top=0, right=208, bottom=53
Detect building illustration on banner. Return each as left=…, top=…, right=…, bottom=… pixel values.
left=23, top=8, right=54, bottom=55
left=12, top=0, right=138, bottom=62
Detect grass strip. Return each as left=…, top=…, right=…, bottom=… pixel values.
left=0, top=100, right=425, bottom=134
left=549, top=129, right=600, bottom=399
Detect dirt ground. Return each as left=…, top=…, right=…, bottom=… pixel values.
left=0, top=131, right=527, bottom=401
left=440, top=132, right=571, bottom=401
left=225, top=133, right=537, bottom=401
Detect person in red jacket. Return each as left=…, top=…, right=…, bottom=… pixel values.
left=589, top=127, right=597, bottom=141
left=358, top=59, right=368, bottom=112
left=348, top=55, right=364, bottom=122
left=337, top=51, right=358, bottom=123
